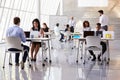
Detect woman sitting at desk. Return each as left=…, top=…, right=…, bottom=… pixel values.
left=42, top=23, right=50, bottom=38
left=30, top=18, right=44, bottom=62
left=83, top=20, right=91, bottom=31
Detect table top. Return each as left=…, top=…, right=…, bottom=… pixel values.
left=73, top=37, right=114, bottom=41
left=26, top=38, right=52, bottom=42
left=44, top=32, right=53, bottom=35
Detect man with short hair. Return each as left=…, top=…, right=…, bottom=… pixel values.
left=89, top=23, right=107, bottom=61
left=98, top=10, right=108, bottom=31
left=6, top=17, right=29, bottom=69
left=68, top=17, right=76, bottom=33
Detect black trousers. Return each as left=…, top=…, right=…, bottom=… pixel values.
left=60, top=33, right=64, bottom=41
left=89, top=41, right=107, bottom=58
left=8, top=44, right=29, bottom=63
left=70, top=26, right=74, bottom=33
left=102, top=25, right=108, bottom=31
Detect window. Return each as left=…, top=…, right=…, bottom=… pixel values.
left=78, top=0, right=108, bottom=7
left=0, top=0, right=36, bottom=41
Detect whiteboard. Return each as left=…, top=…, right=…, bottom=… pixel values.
left=41, top=15, right=68, bottom=30
left=49, top=15, right=68, bottom=30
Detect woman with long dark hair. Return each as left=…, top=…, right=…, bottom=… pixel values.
left=30, top=18, right=44, bottom=62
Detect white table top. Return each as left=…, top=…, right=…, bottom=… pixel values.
left=26, top=38, right=52, bottom=42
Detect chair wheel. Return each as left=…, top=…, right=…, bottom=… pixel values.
left=106, top=61, right=109, bottom=65
left=76, top=60, right=78, bottom=63
left=49, top=60, right=52, bottom=63
left=3, top=66, right=5, bottom=68
left=51, top=47, right=53, bottom=49
left=80, top=57, right=82, bottom=59
left=29, top=64, right=31, bottom=67
left=83, top=62, right=85, bottom=64
left=9, top=63, right=12, bottom=65
left=42, top=63, right=45, bottom=67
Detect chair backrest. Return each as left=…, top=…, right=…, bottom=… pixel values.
left=86, top=36, right=101, bottom=48
left=6, top=37, right=22, bottom=50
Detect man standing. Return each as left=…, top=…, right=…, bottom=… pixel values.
left=98, top=10, right=108, bottom=31
left=68, top=17, right=76, bottom=33
left=6, top=17, right=29, bottom=69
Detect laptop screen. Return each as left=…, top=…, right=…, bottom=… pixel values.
left=83, top=31, right=95, bottom=38
left=96, top=31, right=103, bottom=38
left=24, top=31, right=30, bottom=38
left=30, top=31, right=39, bottom=38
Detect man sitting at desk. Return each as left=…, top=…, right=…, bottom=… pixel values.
left=6, top=17, right=29, bottom=69
left=89, top=23, right=107, bottom=61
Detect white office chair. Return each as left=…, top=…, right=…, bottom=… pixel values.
left=83, top=36, right=102, bottom=64
left=3, top=37, right=31, bottom=68
left=64, top=31, right=71, bottom=41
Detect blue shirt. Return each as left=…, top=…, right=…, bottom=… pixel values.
left=6, top=25, right=26, bottom=42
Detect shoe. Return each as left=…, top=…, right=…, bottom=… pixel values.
left=91, top=57, right=96, bottom=61
left=15, top=63, right=19, bottom=66
left=98, top=55, right=101, bottom=61
left=20, top=61, right=24, bottom=69
left=59, top=40, right=63, bottom=42
left=31, top=58, right=34, bottom=61
left=33, top=59, right=36, bottom=62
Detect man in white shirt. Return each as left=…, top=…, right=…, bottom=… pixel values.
left=68, top=17, right=76, bottom=32
left=54, top=23, right=64, bottom=42
left=98, top=10, right=108, bottom=31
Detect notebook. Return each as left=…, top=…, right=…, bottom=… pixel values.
left=83, top=31, right=95, bottom=38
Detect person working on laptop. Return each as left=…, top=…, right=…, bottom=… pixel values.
left=42, top=23, right=50, bottom=38
left=89, top=23, right=107, bottom=61
left=6, top=17, right=29, bottom=69
left=83, top=20, right=91, bottom=31
left=30, top=19, right=44, bottom=62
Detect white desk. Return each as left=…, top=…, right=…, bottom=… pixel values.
left=44, top=32, right=54, bottom=49
left=26, top=38, right=52, bottom=66
left=73, top=37, right=113, bottom=64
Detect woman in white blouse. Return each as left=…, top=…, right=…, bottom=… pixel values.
left=83, top=20, right=91, bottom=31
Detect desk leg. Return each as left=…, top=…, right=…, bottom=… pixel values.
left=81, top=41, right=84, bottom=60
left=76, top=40, right=80, bottom=63
left=48, top=40, right=52, bottom=63
left=107, top=40, right=110, bottom=63
left=41, top=41, right=45, bottom=66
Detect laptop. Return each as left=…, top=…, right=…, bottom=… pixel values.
left=24, top=31, right=30, bottom=38
left=83, top=31, right=95, bottom=38
left=96, top=31, right=103, bottom=38
left=30, top=31, right=39, bottom=38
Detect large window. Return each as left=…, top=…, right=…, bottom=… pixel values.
left=78, top=0, right=108, bottom=7
left=0, top=0, right=36, bottom=41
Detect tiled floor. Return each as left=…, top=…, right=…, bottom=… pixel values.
left=0, top=39, right=120, bottom=80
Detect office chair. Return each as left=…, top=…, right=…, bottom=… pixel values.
left=3, top=37, right=31, bottom=68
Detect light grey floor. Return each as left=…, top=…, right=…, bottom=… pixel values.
left=0, top=39, right=120, bottom=80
